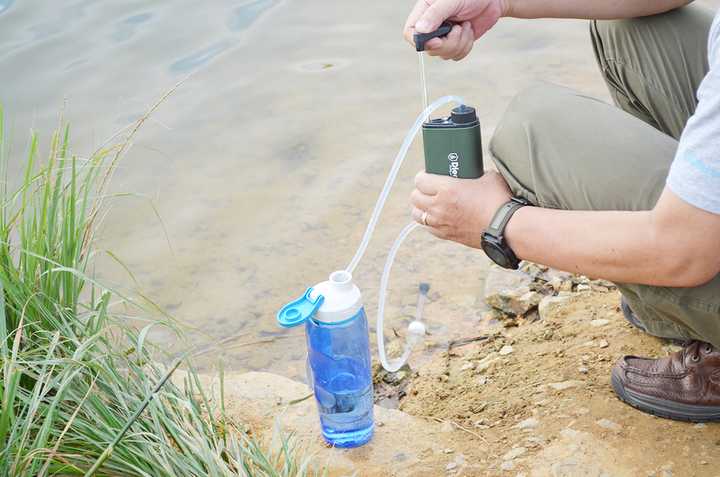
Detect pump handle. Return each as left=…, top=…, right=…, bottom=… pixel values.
left=413, top=21, right=455, bottom=51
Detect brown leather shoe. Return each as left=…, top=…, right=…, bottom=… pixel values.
left=611, top=341, right=720, bottom=422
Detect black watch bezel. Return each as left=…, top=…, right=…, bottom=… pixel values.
left=481, top=232, right=521, bottom=269
left=480, top=197, right=530, bottom=270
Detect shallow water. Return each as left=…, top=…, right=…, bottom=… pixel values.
left=1, top=0, right=638, bottom=379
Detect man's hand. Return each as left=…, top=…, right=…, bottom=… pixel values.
left=410, top=171, right=512, bottom=248
left=403, top=0, right=507, bottom=60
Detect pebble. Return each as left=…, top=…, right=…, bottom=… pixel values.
left=461, top=362, right=475, bottom=371
left=596, top=418, right=622, bottom=431
left=502, top=447, right=527, bottom=461
left=500, top=461, right=515, bottom=471
left=548, top=380, right=583, bottom=391
left=444, top=448, right=454, bottom=454
left=598, top=339, right=609, bottom=348
left=499, top=345, right=514, bottom=356
left=514, top=417, right=539, bottom=430
left=440, top=421, right=455, bottom=433
left=578, top=366, right=589, bottom=374
left=446, top=462, right=457, bottom=471
left=590, top=319, right=610, bottom=327
left=576, top=284, right=592, bottom=292
left=693, top=423, right=706, bottom=429
left=477, top=376, right=488, bottom=385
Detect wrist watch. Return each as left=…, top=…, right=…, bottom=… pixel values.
left=481, top=197, right=531, bottom=269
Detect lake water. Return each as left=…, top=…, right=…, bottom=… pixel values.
left=2, top=0, right=683, bottom=380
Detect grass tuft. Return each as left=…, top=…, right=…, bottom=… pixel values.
left=0, top=105, right=320, bottom=476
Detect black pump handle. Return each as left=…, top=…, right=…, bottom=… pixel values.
left=413, top=21, right=455, bottom=51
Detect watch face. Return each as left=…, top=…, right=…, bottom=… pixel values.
left=482, top=237, right=510, bottom=268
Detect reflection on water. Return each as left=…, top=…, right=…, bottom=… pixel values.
left=112, top=13, right=153, bottom=43
left=0, top=0, right=13, bottom=15
left=228, top=0, right=281, bottom=32
left=171, top=40, right=233, bottom=74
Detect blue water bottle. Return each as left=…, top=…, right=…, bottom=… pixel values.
left=277, top=270, right=374, bottom=448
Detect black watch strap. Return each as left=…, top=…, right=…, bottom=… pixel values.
left=486, top=197, right=530, bottom=237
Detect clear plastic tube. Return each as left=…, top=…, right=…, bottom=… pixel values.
left=345, top=95, right=464, bottom=274
left=344, top=95, right=465, bottom=372
left=376, top=221, right=423, bottom=372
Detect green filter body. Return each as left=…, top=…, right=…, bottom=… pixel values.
left=422, top=105, right=484, bottom=179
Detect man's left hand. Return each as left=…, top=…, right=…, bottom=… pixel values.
left=410, top=170, right=512, bottom=248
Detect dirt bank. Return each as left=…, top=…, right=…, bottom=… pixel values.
left=398, top=288, right=720, bottom=476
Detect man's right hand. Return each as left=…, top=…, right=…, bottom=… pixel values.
left=403, top=0, right=507, bottom=61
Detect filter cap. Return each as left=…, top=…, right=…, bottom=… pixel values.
left=451, top=105, right=478, bottom=125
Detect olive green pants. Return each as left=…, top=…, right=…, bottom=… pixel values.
left=489, top=4, right=720, bottom=346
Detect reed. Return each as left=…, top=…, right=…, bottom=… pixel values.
left=0, top=106, right=318, bottom=476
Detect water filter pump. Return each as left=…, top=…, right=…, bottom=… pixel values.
left=423, top=104, right=483, bottom=178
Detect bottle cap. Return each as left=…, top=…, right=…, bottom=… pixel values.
left=276, top=271, right=362, bottom=327
left=277, top=288, right=324, bottom=328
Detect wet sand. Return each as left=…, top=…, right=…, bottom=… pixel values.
left=1, top=0, right=715, bottom=378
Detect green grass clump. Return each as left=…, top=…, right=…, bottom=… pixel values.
left=0, top=106, right=318, bottom=476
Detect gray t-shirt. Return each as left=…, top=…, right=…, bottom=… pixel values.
left=666, top=11, right=720, bottom=214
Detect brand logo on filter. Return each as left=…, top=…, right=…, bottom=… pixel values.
left=448, top=152, right=459, bottom=178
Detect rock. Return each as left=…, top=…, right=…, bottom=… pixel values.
left=527, top=428, right=625, bottom=476
left=499, top=345, right=514, bottom=356
left=503, top=447, right=527, bottom=460
left=596, top=418, right=622, bottom=431
left=559, top=280, right=573, bottom=292
left=548, top=276, right=563, bottom=292
left=548, top=380, right=583, bottom=391
left=446, top=462, right=457, bottom=471
left=484, top=266, right=533, bottom=297
left=576, top=284, right=591, bottom=292
left=443, top=448, right=454, bottom=454
left=598, top=339, right=609, bottom=349
left=460, top=362, right=475, bottom=371
left=693, top=423, right=706, bottom=429
left=515, top=417, right=539, bottom=430
left=590, top=284, right=610, bottom=293
left=486, top=289, right=542, bottom=317
left=590, top=319, right=610, bottom=327
left=591, top=278, right=616, bottom=289
left=477, top=376, right=488, bottom=385
left=500, top=460, right=516, bottom=471
left=578, top=366, right=589, bottom=374
left=476, top=352, right=500, bottom=371
left=538, top=295, right=570, bottom=320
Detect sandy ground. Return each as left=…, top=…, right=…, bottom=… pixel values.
left=398, top=288, right=720, bottom=476
left=217, top=282, right=720, bottom=476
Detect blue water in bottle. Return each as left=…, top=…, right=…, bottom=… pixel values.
left=305, top=307, right=374, bottom=447
left=277, top=270, right=374, bottom=448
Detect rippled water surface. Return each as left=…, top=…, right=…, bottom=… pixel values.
left=1, top=0, right=621, bottom=379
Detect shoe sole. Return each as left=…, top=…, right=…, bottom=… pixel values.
left=611, top=372, right=720, bottom=422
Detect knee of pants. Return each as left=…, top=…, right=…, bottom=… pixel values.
left=489, top=82, right=575, bottom=203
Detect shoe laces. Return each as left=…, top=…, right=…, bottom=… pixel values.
left=684, top=340, right=715, bottom=363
